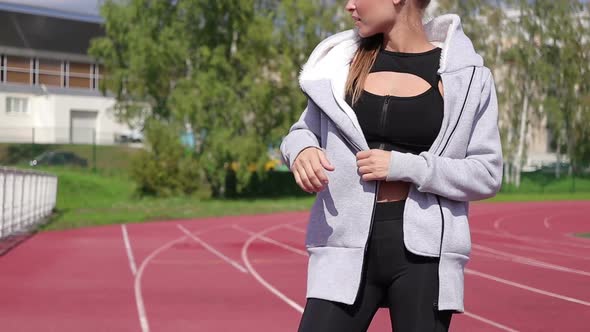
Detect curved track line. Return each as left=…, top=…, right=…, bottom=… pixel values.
left=238, top=222, right=305, bottom=313
left=233, top=224, right=307, bottom=256
left=283, top=224, right=305, bottom=233
left=543, top=211, right=589, bottom=231
left=483, top=217, right=590, bottom=249
left=499, top=243, right=590, bottom=261
left=465, top=269, right=590, bottom=306
left=177, top=224, right=247, bottom=273
left=472, top=244, right=590, bottom=277
left=132, top=223, right=234, bottom=332
left=134, top=237, right=186, bottom=332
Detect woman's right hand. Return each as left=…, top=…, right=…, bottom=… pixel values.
left=291, top=147, right=335, bottom=193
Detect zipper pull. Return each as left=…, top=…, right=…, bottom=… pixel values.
left=380, top=95, right=390, bottom=137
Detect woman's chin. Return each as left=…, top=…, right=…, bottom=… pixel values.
left=353, top=25, right=367, bottom=37
left=354, top=26, right=377, bottom=39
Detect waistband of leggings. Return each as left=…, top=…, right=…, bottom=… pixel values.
left=373, top=199, right=406, bottom=221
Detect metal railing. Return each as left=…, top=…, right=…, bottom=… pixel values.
left=0, top=166, right=58, bottom=241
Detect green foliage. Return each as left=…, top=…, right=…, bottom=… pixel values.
left=129, top=119, right=202, bottom=197
left=439, top=1, right=590, bottom=182
left=90, top=0, right=344, bottom=198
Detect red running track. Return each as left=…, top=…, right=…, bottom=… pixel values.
left=0, top=201, right=588, bottom=331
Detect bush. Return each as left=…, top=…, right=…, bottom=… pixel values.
left=130, top=120, right=203, bottom=197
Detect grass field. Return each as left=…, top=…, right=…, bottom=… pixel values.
left=1, top=142, right=588, bottom=233
left=37, top=166, right=316, bottom=231
left=26, top=165, right=590, bottom=232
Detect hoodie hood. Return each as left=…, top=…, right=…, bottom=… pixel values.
left=298, top=13, right=483, bottom=90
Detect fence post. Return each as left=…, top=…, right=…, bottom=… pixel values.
left=0, top=168, right=57, bottom=242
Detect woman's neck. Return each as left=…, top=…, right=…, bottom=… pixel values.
left=382, top=14, right=433, bottom=53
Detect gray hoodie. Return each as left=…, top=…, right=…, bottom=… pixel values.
left=280, top=13, right=503, bottom=313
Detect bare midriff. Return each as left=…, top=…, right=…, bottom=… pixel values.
left=376, top=180, right=409, bottom=202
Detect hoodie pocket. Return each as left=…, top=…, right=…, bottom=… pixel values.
left=403, top=185, right=444, bottom=257
left=438, top=196, right=472, bottom=257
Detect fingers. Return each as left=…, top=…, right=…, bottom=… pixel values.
left=293, top=148, right=332, bottom=193
left=302, top=159, right=326, bottom=190
left=293, top=168, right=312, bottom=193
left=318, top=151, right=335, bottom=171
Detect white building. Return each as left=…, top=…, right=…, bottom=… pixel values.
left=0, top=3, right=135, bottom=145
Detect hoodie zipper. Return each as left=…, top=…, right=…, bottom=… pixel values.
left=380, top=96, right=390, bottom=136
left=312, top=102, right=376, bottom=306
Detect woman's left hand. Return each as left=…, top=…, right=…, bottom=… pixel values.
left=356, top=149, right=391, bottom=181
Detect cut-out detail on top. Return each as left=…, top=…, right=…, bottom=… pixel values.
left=363, top=71, right=437, bottom=99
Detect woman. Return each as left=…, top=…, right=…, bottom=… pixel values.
left=280, top=0, right=503, bottom=331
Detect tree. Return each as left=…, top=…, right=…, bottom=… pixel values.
left=90, top=0, right=344, bottom=197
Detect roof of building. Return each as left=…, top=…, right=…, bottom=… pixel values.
left=0, top=2, right=103, bottom=23
left=0, top=3, right=104, bottom=61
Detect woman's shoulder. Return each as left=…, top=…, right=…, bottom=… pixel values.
left=478, top=66, right=495, bottom=89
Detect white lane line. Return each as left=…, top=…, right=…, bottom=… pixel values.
left=284, top=224, right=305, bottom=233
left=233, top=224, right=307, bottom=256
left=133, top=223, right=234, bottom=332
left=491, top=212, right=590, bottom=250
left=463, top=311, right=520, bottom=332
left=237, top=223, right=304, bottom=313
left=543, top=216, right=552, bottom=230
left=465, top=269, right=590, bottom=306
left=177, top=224, right=248, bottom=273
left=241, top=223, right=519, bottom=331
left=134, top=237, right=186, bottom=332
left=472, top=228, right=590, bottom=250
left=121, top=224, right=138, bottom=276
left=499, top=243, right=590, bottom=261
left=543, top=211, right=590, bottom=231
left=473, top=244, right=590, bottom=277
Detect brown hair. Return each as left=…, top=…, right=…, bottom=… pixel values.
left=344, top=0, right=432, bottom=106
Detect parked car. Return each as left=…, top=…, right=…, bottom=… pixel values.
left=116, top=128, right=144, bottom=143
left=29, top=151, right=88, bottom=167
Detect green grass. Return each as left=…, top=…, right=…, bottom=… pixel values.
left=575, top=233, right=590, bottom=238
left=37, top=165, right=315, bottom=231
left=14, top=164, right=589, bottom=232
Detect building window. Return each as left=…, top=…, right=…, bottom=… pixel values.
left=5, top=56, right=32, bottom=85
left=68, top=61, right=92, bottom=89
left=6, top=97, right=29, bottom=113
left=37, top=59, right=63, bottom=87
left=0, top=56, right=100, bottom=90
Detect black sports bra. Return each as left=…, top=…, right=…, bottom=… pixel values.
left=345, top=46, right=444, bottom=155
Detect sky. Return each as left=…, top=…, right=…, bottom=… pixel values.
left=0, top=0, right=588, bottom=19
left=0, top=0, right=102, bottom=17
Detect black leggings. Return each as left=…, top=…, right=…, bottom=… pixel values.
left=298, top=199, right=453, bottom=332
